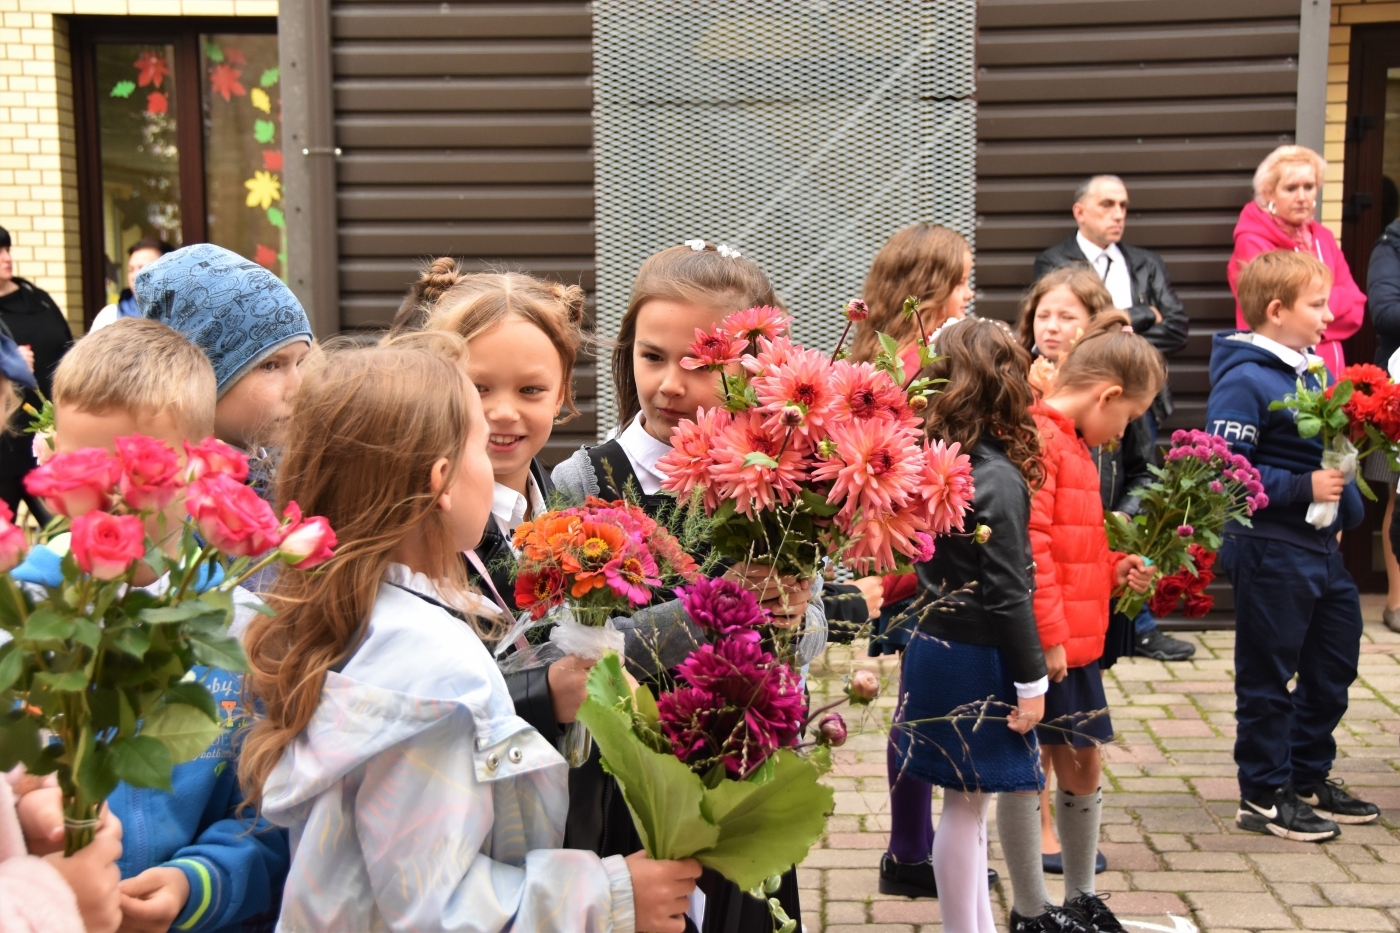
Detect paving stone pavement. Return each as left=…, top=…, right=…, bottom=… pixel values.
left=800, top=596, right=1400, bottom=933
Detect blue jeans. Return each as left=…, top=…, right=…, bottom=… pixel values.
left=1134, top=607, right=1157, bottom=635
left=1220, top=535, right=1362, bottom=800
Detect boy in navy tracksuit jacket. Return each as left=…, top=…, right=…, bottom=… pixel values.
left=1207, top=249, right=1381, bottom=842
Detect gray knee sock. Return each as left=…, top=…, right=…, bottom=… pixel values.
left=1056, top=787, right=1103, bottom=900
left=996, top=792, right=1051, bottom=918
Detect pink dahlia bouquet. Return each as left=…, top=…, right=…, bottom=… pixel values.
left=577, top=580, right=874, bottom=928
left=1106, top=429, right=1263, bottom=619
left=0, top=436, right=335, bottom=854
left=657, top=301, right=974, bottom=580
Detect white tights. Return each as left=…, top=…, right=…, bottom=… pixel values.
left=931, top=790, right=996, bottom=933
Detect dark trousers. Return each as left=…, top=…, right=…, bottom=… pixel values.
left=1220, top=535, right=1362, bottom=801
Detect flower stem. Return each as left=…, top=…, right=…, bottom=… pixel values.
left=831, top=321, right=852, bottom=360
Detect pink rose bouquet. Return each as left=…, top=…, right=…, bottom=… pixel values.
left=656, top=300, right=974, bottom=580
left=1, top=435, right=336, bottom=854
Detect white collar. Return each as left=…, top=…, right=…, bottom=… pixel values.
left=490, top=475, right=544, bottom=537
left=1236, top=332, right=1322, bottom=376
left=1076, top=232, right=1122, bottom=262
left=617, top=412, right=673, bottom=496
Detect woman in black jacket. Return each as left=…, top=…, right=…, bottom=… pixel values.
left=0, top=226, right=70, bottom=521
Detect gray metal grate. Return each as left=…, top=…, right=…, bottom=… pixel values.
left=594, top=1, right=977, bottom=436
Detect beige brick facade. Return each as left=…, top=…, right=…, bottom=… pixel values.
left=1324, top=0, right=1400, bottom=237
left=0, top=0, right=276, bottom=335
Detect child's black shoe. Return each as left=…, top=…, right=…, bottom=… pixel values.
left=1065, top=893, right=1124, bottom=933
left=1297, top=779, right=1381, bottom=824
left=1009, top=904, right=1095, bottom=933
left=878, top=854, right=937, bottom=898
left=1236, top=784, right=1340, bottom=842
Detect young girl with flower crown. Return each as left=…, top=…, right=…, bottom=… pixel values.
left=551, top=241, right=824, bottom=933
left=1002, top=312, right=1160, bottom=933
left=237, top=332, right=701, bottom=933
left=891, top=317, right=1047, bottom=933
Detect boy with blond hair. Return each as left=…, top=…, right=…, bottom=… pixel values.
left=1207, top=249, right=1379, bottom=843
left=12, top=318, right=289, bottom=933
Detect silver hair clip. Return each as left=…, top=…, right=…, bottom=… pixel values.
left=717, top=244, right=742, bottom=259
left=684, top=239, right=707, bottom=251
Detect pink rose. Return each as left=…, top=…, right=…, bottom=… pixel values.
left=276, top=502, right=337, bottom=569
left=0, top=502, right=27, bottom=574
left=186, top=474, right=283, bottom=557
left=70, top=510, right=145, bottom=580
left=183, top=438, right=250, bottom=483
left=24, top=448, right=120, bottom=517
left=847, top=669, right=880, bottom=705
left=116, top=435, right=184, bottom=514
left=31, top=431, right=54, bottom=466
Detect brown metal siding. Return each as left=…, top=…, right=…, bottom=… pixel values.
left=330, top=0, right=597, bottom=464
left=975, top=0, right=1302, bottom=437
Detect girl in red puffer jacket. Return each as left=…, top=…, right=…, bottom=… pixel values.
left=1020, top=312, right=1162, bottom=933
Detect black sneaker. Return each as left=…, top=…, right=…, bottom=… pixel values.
left=1236, top=785, right=1340, bottom=842
left=1066, top=893, right=1124, bottom=933
left=1134, top=628, right=1196, bottom=661
left=1297, top=779, right=1381, bottom=825
left=1009, top=904, right=1095, bottom=933
left=879, top=853, right=936, bottom=898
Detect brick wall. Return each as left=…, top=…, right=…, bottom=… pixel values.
left=0, top=0, right=277, bottom=335
left=1324, top=0, right=1400, bottom=237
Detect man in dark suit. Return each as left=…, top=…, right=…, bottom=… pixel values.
left=1033, top=174, right=1188, bottom=362
left=1034, top=177, right=1195, bottom=663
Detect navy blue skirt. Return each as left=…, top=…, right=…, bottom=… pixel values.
left=1036, top=661, right=1114, bottom=748
left=894, top=632, right=1043, bottom=793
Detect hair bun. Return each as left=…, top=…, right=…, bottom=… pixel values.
left=552, top=282, right=587, bottom=325
left=415, top=257, right=464, bottom=306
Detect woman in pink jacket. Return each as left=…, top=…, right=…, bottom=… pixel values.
left=1229, top=144, right=1366, bottom=377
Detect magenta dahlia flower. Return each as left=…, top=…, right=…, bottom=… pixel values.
left=677, top=576, right=770, bottom=636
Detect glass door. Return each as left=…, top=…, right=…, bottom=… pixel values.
left=72, top=17, right=280, bottom=324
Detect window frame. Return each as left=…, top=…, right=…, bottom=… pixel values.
left=70, top=15, right=278, bottom=327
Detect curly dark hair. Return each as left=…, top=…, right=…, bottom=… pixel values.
left=922, top=317, right=1044, bottom=490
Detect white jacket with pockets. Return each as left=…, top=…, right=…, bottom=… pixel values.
left=261, top=564, right=635, bottom=933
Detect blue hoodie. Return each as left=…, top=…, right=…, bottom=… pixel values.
left=9, top=543, right=289, bottom=933
left=1205, top=330, right=1363, bottom=552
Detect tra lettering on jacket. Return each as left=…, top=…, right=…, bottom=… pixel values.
left=1209, top=420, right=1259, bottom=445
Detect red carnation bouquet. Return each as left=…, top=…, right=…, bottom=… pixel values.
left=657, top=301, right=974, bottom=584
left=1106, top=430, right=1263, bottom=619
left=1146, top=544, right=1217, bottom=619
left=0, top=436, right=335, bottom=853
left=577, top=579, right=877, bottom=930
left=1272, top=363, right=1400, bottom=525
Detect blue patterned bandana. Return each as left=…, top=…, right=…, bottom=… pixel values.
left=135, top=243, right=312, bottom=398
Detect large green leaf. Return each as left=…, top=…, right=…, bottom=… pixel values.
left=21, top=609, right=75, bottom=642
left=0, top=643, right=25, bottom=692
left=141, top=701, right=221, bottom=763
left=139, top=601, right=225, bottom=627
left=163, top=681, right=220, bottom=723
left=575, top=655, right=719, bottom=859
left=187, top=630, right=248, bottom=672
left=696, top=749, right=834, bottom=890
left=106, top=735, right=173, bottom=791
